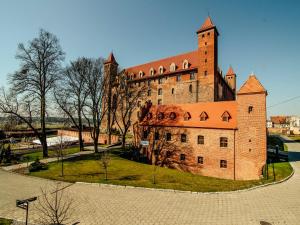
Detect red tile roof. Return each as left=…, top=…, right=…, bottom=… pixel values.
left=140, top=101, right=237, bottom=129
left=125, top=50, right=198, bottom=79
left=237, top=75, right=267, bottom=95
left=226, top=66, right=235, bottom=76
left=105, top=52, right=117, bottom=64
left=270, top=116, right=288, bottom=124
left=197, top=16, right=215, bottom=33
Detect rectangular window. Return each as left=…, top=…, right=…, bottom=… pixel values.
left=181, top=134, right=187, bottom=143
left=190, top=72, right=195, bottom=80
left=155, top=132, right=159, bottom=140
left=148, top=80, right=151, bottom=86
left=166, top=133, right=171, bottom=141
left=143, top=130, right=148, bottom=139
left=158, top=88, right=162, bottom=95
left=180, top=154, right=185, bottom=161
left=147, top=89, right=151, bottom=96
left=158, top=99, right=162, bottom=105
left=197, top=156, right=203, bottom=164
left=220, top=137, right=228, bottom=147
left=220, top=160, right=227, bottom=168
left=158, top=78, right=163, bottom=84
left=176, top=74, right=181, bottom=82
left=197, top=135, right=204, bottom=144
left=204, top=71, right=207, bottom=76
left=171, top=88, right=175, bottom=94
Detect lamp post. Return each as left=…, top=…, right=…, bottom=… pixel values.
left=16, top=197, right=37, bottom=225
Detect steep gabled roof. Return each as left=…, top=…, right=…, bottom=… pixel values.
left=237, top=74, right=267, bottom=95
left=104, top=52, right=118, bottom=65
left=197, top=16, right=217, bottom=33
left=226, top=66, right=235, bottom=76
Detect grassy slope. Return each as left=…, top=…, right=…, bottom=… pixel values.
left=30, top=149, right=293, bottom=192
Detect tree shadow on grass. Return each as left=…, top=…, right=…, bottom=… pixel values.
left=118, top=175, right=142, bottom=181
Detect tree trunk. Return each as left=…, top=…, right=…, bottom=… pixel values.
left=77, top=108, right=84, bottom=151
left=41, top=95, right=48, bottom=157
left=94, top=138, right=99, bottom=153
left=122, top=134, right=126, bottom=150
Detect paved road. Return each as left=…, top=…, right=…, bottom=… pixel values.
left=1, top=137, right=300, bottom=225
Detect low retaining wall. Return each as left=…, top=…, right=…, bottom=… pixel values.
left=57, top=129, right=119, bottom=145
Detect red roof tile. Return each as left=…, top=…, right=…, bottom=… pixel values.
left=126, top=51, right=198, bottom=78
left=197, top=16, right=215, bottom=33
left=140, top=101, right=237, bottom=129
left=105, top=52, right=117, bottom=64
left=237, top=75, right=266, bottom=95
left=226, top=66, right=235, bottom=76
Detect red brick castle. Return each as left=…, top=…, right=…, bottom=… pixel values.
left=104, top=17, right=267, bottom=180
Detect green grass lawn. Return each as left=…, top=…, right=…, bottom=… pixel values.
left=0, top=218, right=12, bottom=225
left=30, top=149, right=293, bottom=192
left=20, top=146, right=81, bottom=163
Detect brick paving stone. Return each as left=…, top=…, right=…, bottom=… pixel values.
left=0, top=136, right=299, bottom=225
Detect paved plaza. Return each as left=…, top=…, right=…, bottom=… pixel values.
left=1, top=136, right=300, bottom=225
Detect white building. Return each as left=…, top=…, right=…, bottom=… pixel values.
left=290, top=116, right=300, bottom=135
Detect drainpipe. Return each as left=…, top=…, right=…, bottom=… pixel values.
left=234, top=129, right=236, bottom=180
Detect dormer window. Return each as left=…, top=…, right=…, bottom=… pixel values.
left=159, top=66, right=164, bottom=74
left=150, top=68, right=155, bottom=76
left=200, top=111, right=208, bottom=121
left=169, top=112, right=176, bottom=120
left=221, top=111, right=231, bottom=122
left=170, top=63, right=176, bottom=72
left=183, top=60, right=189, bottom=69
left=139, top=71, right=144, bottom=78
left=183, top=112, right=191, bottom=121
left=157, top=112, right=164, bottom=120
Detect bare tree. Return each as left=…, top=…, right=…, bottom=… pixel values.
left=35, top=183, right=75, bottom=225
left=54, top=58, right=90, bottom=152
left=83, top=58, right=108, bottom=153
left=113, top=71, right=146, bottom=150
left=1, top=29, right=65, bottom=157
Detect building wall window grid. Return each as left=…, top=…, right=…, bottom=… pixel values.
left=220, top=137, right=228, bottom=147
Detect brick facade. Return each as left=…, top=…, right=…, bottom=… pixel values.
left=104, top=17, right=267, bottom=180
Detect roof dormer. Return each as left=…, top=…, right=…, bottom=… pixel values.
left=200, top=111, right=208, bottom=121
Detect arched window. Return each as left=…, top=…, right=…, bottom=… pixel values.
left=200, top=111, right=208, bottom=121
left=139, top=71, right=144, bottom=78
left=183, top=59, right=189, bottom=69
left=159, top=66, right=164, bottom=74
left=150, top=68, right=155, bottom=76
left=169, top=112, right=176, bottom=120
left=170, top=63, right=176, bottom=72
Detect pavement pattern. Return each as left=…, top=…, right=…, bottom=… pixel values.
left=0, top=136, right=300, bottom=225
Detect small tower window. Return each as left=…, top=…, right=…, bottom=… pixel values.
left=170, top=63, right=176, bottom=72
left=183, top=60, right=189, bottom=69
left=171, top=88, right=175, bottom=94
left=150, top=68, right=155, bottom=76
left=158, top=88, right=162, bottom=95
left=207, top=32, right=210, bottom=36
left=205, top=42, right=207, bottom=45
left=205, top=59, right=207, bottom=63
left=189, top=84, right=193, bottom=93
left=204, top=51, right=207, bottom=55
left=248, top=106, right=253, bottom=113
left=204, top=71, right=208, bottom=76
left=159, top=66, right=164, bottom=74
left=139, top=71, right=144, bottom=78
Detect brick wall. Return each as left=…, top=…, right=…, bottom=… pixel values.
left=57, top=129, right=119, bottom=145
left=236, top=93, right=267, bottom=180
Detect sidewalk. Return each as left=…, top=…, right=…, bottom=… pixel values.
left=1, top=150, right=94, bottom=171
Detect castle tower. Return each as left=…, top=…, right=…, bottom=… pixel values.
left=225, top=66, right=237, bottom=93
left=236, top=74, right=267, bottom=180
left=104, top=52, right=118, bottom=144
left=196, top=16, right=219, bottom=102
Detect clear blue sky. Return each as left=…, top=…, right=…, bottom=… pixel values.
left=0, top=0, right=300, bottom=117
